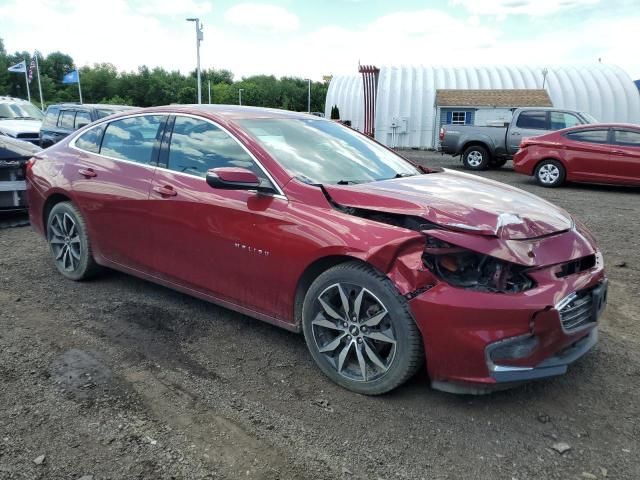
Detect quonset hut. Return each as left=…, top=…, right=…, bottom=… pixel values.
left=324, top=65, right=640, bottom=149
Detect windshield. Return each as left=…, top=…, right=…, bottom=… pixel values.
left=237, top=118, right=420, bottom=184
left=0, top=103, right=44, bottom=120
left=580, top=112, right=598, bottom=124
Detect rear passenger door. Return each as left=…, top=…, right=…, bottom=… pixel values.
left=69, top=114, right=169, bottom=271
left=562, top=129, right=612, bottom=181
left=611, top=129, right=640, bottom=184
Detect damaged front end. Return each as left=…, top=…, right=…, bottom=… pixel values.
left=421, top=235, right=535, bottom=294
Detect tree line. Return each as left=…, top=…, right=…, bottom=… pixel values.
left=0, top=38, right=329, bottom=111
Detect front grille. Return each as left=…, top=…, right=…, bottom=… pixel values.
left=558, top=292, right=594, bottom=331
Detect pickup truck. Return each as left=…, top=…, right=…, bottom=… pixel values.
left=438, top=107, right=597, bottom=170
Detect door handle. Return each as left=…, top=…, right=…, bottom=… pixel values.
left=511, top=132, right=521, bottom=136
left=78, top=168, right=97, bottom=178
left=153, top=185, right=177, bottom=197
left=611, top=150, right=626, bottom=156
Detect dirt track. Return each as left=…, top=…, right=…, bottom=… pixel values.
left=1, top=153, right=639, bottom=480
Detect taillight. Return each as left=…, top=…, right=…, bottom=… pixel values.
left=439, top=127, right=445, bottom=141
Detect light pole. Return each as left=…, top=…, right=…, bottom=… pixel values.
left=307, top=78, right=311, bottom=113
left=238, top=88, right=244, bottom=106
left=186, top=17, right=203, bottom=104
left=542, top=67, right=549, bottom=90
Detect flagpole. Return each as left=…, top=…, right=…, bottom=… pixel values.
left=34, top=52, right=44, bottom=110
left=77, top=68, right=83, bottom=104
left=23, top=62, right=31, bottom=103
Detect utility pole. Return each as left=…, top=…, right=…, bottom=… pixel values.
left=208, top=80, right=211, bottom=104
left=307, top=78, right=311, bottom=113
left=239, top=88, right=244, bottom=106
left=186, top=17, right=203, bottom=104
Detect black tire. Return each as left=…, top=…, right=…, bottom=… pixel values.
left=46, top=202, right=101, bottom=280
left=489, top=158, right=508, bottom=169
left=301, top=261, right=424, bottom=395
left=534, top=159, right=566, bottom=188
left=462, top=145, right=490, bottom=170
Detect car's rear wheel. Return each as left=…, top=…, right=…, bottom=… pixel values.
left=47, top=202, right=100, bottom=280
left=302, top=262, right=424, bottom=395
left=535, top=159, right=565, bottom=188
left=462, top=145, right=490, bottom=170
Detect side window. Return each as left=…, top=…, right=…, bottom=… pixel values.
left=59, top=110, right=76, bottom=130
left=100, top=115, right=165, bottom=165
left=167, top=116, right=266, bottom=180
left=42, top=107, right=60, bottom=128
left=550, top=112, right=581, bottom=130
left=75, top=111, right=92, bottom=129
left=516, top=111, right=548, bottom=130
left=565, top=130, right=609, bottom=144
left=75, top=125, right=105, bottom=154
left=613, top=130, right=640, bottom=147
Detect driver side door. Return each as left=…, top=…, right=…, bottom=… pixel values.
left=145, top=114, right=292, bottom=316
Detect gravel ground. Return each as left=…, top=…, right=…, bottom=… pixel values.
left=1, top=152, right=639, bottom=480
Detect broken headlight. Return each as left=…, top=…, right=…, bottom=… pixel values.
left=422, top=236, right=534, bottom=293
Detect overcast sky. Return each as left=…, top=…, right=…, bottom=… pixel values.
left=1, top=0, right=638, bottom=81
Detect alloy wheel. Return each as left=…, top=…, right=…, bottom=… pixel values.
left=538, top=163, right=560, bottom=184
left=311, top=283, right=397, bottom=382
left=467, top=151, right=483, bottom=167
left=48, top=212, right=81, bottom=272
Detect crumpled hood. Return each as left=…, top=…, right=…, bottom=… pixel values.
left=323, top=170, right=573, bottom=240
left=0, top=119, right=41, bottom=137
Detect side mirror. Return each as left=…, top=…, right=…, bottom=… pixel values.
left=206, top=167, right=263, bottom=191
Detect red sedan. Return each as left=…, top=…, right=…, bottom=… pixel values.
left=26, top=106, right=607, bottom=395
left=513, top=123, right=640, bottom=187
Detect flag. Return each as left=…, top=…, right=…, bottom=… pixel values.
left=7, top=61, right=26, bottom=73
left=28, top=56, right=36, bottom=83
left=62, top=70, right=79, bottom=84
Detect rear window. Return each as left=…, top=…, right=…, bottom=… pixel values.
left=565, top=129, right=609, bottom=144
left=100, top=115, right=165, bottom=165
left=75, top=125, right=105, bottom=154
left=42, top=107, right=60, bottom=128
left=516, top=111, right=548, bottom=130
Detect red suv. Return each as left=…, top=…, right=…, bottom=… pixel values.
left=26, top=106, right=607, bottom=395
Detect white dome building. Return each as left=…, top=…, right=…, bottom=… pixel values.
left=325, top=65, right=640, bottom=149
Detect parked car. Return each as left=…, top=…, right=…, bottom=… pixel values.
left=0, top=134, right=42, bottom=211
left=40, top=103, right=136, bottom=148
left=439, top=107, right=597, bottom=170
left=0, top=96, right=43, bottom=145
left=26, top=106, right=607, bottom=395
left=513, top=123, right=640, bottom=187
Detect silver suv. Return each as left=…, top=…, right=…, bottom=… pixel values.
left=0, top=96, right=43, bottom=145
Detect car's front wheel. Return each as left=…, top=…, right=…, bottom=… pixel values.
left=535, top=159, right=565, bottom=188
left=302, top=262, right=424, bottom=395
left=47, top=202, right=100, bottom=280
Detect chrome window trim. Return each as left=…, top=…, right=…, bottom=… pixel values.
left=69, top=111, right=287, bottom=199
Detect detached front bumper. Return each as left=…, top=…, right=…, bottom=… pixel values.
left=408, top=263, right=607, bottom=394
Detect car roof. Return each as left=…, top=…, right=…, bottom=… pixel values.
left=48, top=103, right=136, bottom=110
left=562, top=123, right=640, bottom=131
left=135, top=104, right=324, bottom=121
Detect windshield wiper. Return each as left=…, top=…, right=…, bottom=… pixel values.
left=336, top=179, right=361, bottom=185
